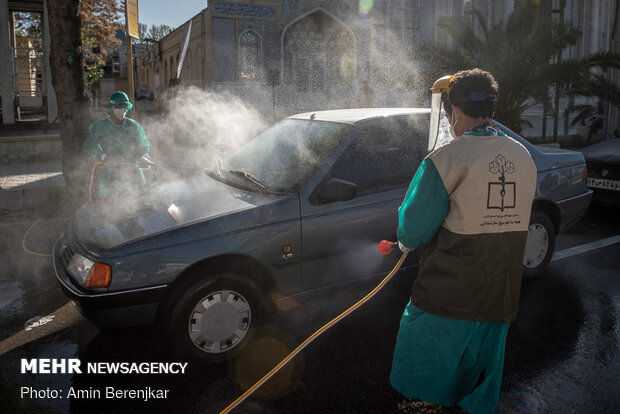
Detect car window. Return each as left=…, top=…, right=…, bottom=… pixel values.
left=222, top=119, right=353, bottom=192
left=325, top=116, right=428, bottom=196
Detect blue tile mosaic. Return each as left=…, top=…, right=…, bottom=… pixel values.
left=214, top=2, right=277, bottom=18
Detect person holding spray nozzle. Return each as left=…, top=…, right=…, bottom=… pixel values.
left=83, top=91, right=154, bottom=199
left=390, top=69, right=536, bottom=414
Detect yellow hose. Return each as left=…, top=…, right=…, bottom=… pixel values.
left=23, top=159, right=103, bottom=257
left=22, top=219, right=52, bottom=257
left=220, top=250, right=409, bottom=414
left=88, top=161, right=104, bottom=201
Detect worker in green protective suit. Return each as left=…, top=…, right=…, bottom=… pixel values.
left=83, top=91, right=154, bottom=199
left=390, top=69, right=536, bottom=414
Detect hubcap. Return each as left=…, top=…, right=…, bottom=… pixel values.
left=188, top=290, right=251, bottom=354
left=523, top=223, right=549, bottom=268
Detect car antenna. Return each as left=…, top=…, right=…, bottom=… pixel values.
left=310, top=113, right=316, bottom=120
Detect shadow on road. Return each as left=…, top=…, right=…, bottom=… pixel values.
left=504, top=269, right=585, bottom=381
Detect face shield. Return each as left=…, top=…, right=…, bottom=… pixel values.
left=428, top=93, right=442, bottom=151
left=428, top=75, right=454, bottom=151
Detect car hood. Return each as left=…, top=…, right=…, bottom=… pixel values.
left=580, top=139, right=620, bottom=164
left=73, top=174, right=294, bottom=252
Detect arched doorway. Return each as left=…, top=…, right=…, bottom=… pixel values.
left=281, top=8, right=356, bottom=103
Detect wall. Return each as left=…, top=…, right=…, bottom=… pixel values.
left=133, top=0, right=619, bottom=138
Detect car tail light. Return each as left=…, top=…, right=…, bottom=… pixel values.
left=85, top=263, right=112, bottom=288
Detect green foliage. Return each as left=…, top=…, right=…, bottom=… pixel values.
left=13, top=11, right=42, bottom=50
left=15, top=1, right=123, bottom=101
left=86, top=63, right=105, bottom=89
left=566, top=66, right=620, bottom=139
left=437, top=0, right=620, bottom=136
left=437, top=0, right=583, bottom=132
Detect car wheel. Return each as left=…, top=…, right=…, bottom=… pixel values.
left=169, top=273, right=264, bottom=363
left=523, top=211, right=556, bottom=279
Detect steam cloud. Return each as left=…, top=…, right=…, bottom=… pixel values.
left=142, top=86, right=269, bottom=182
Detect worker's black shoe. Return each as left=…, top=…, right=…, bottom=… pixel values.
left=397, top=398, right=444, bottom=413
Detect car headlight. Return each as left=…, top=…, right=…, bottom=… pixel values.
left=67, top=253, right=111, bottom=288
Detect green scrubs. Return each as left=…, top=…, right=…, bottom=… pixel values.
left=390, top=302, right=509, bottom=414
left=391, top=153, right=511, bottom=414
left=83, top=116, right=150, bottom=198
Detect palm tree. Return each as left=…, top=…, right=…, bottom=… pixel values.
left=436, top=1, right=581, bottom=133
left=436, top=0, right=620, bottom=139
left=562, top=52, right=620, bottom=140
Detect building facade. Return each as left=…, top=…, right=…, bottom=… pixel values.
left=136, top=0, right=462, bottom=121
left=1, top=0, right=618, bottom=140
left=133, top=0, right=620, bottom=137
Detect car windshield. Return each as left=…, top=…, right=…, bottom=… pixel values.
left=219, top=119, right=353, bottom=193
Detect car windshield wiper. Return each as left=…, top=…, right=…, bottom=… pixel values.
left=227, top=170, right=269, bottom=191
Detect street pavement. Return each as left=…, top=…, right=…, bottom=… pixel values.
left=0, top=197, right=618, bottom=413
left=0, top=159, right=65, bottom=213
left=0, top=160, right=63, bottom=191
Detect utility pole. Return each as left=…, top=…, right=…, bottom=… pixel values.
left=126, top=34, right=135, bottom=114
left=552, top=0, right=566, bottom=143
left=540, top=0, right=552, bottom=141
left=125, top=0, right=139, bottom=116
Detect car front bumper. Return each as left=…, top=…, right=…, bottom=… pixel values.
left=53, top=235, right=168, bottom=327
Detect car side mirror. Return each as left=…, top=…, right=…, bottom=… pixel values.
left=317, top=178, right=357, bottom=203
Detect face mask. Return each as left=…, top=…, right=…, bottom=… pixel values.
left=112, top=108, right=127, bottom=120
left=449, top=110, right=459, bottom=139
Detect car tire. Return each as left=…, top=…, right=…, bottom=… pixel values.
left=168, top=272, right=265, bottom=363
left=523, top=211, right=556, bottom=279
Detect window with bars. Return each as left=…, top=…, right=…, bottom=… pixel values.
left=239, top=30, right=261, bottom=81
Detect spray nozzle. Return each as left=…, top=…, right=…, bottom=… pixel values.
left=378, top=240, right=398, bottom=255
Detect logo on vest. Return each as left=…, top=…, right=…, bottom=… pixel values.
left=487, top=154, right=516, bottom=211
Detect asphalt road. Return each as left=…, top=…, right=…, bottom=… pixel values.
left=0, top=203, right=618, bottom=413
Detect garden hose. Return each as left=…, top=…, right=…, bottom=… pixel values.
left=22, top=219, right=52, bottom=257
left=23, top=160, right=152, bottom=256
left=88, top=159, right=156, bottom=201
left=220, top=246, right=409, bottom=414
left=21, top=160, right=103, bottom=257
left=88, top=161, right=104, bottom=201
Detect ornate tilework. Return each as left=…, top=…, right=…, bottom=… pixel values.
left=263, top=20, right=280, bottom=69
left=239, top=19, right=261, bottom=32
left=214, top=2, right=277, bottom=18
left=281, top=0, right=355, bottom=22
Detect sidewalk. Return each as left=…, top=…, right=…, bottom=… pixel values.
left=0, top=159, right=65, bottom=212
left=0, top=129, right=62, bottom=163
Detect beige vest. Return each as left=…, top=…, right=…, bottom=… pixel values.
left=431, top=134, right=536, bottom=236
left=411, top=133, right=537, bottom=322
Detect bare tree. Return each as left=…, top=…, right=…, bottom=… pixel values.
left=146, top=24, right=173, bottom=41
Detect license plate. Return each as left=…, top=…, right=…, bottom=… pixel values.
left=588, top=178, right=620, bottom=191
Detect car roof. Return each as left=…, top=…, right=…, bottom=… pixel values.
left=288, top=108, right=430, bottom=125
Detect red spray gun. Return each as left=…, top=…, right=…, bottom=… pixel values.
left=378, top=240, right=399, bottom=255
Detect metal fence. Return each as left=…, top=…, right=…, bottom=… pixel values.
left=12, top=46, right=45, bottom=98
